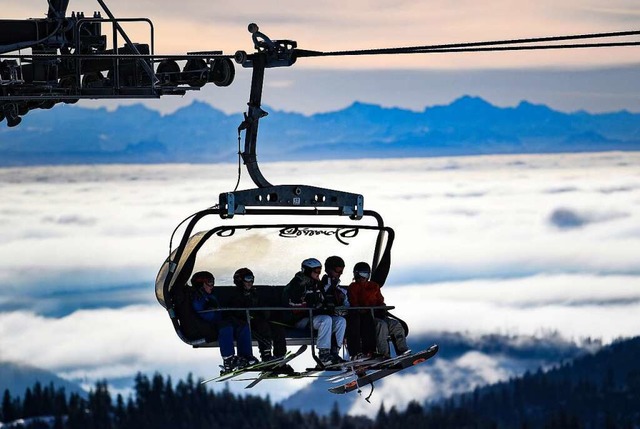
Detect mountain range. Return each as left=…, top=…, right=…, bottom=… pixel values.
left=1, top=97, right=639, bottom=166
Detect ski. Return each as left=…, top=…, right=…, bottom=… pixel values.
left=325, top=355, right=388, bottom=382
left=321, top=352, right=416, bottom=383
left=202, top=360, right=275, bottom=385
left=244, top=344, right=308, bottom=388
left=202, top=345, right=306, bottom=384
left=300, top=352, right=376, bottom=376
left=328, top=344, right=439, bottom=394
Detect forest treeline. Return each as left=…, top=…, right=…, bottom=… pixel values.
left=0, top=374, right=372, bottom=429
left=2, top=337, right=639, bottom=429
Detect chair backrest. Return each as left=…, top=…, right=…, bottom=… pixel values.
left=170, top=284, right=219, bottom=343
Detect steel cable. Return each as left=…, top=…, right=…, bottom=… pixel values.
left=294, top=29, right=640, bottom=58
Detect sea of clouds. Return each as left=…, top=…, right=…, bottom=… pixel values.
left=1, top=152, right=639, bottom=407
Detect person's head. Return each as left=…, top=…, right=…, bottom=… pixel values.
left=233, top=267, right=255, bottom=290
left=325, top=255, right=345, bottom=279
left=191, top=271, right=215, bottom=293
left=353, top=262, right=371, bottom=282
left=301, top=258, right=322, bottom=281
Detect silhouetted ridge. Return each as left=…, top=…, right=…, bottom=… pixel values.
left=2, top=97, right=640, bottom=166
left=440, top=336, right=640, bottom=428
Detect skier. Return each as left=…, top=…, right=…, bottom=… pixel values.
left=348, top=262, right=409, bottom=358
left=320, top=256, right=376, bottom=360
left=191, top=271, right=259, bottom=373
left=283, top=258, right=346, bottom=366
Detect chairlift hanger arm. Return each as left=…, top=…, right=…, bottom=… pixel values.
left=226, top=24, right=364, bottom=219
left=235, top=23, right=299, bottom=189
left=238, top=52, right=271, bottom=188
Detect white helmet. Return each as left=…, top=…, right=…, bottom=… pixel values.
left=301, top=258, right=322, bottom=271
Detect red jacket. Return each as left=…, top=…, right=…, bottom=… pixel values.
left=348, top=279, right=385, bottom=307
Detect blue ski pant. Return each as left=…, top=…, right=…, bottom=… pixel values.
left=218, top=322, right=252, bottom=358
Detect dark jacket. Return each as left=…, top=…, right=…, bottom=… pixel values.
left=228, top=286, right=269, bottom=322
left=191, top=287, right=224, bottom=323
left=282, top=271, right=324, bottom=322
left=320, top=274, right=348, bottom=316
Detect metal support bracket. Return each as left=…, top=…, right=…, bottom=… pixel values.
left=219, top=184, right=364, bottom=219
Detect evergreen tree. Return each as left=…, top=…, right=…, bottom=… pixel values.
left=52, top=388, right=67, bottom=419
left=88, top=380, right=112, bottom=429
left=67, top=392, right=89, bottom=429
left=330, top=402, right=341, bottom=427
left=374, top=403, right=388, bottom=429
left=32, top=382, right=44, bottom=416
left=113, top=394, right=127, bottom=429
left=2, top=389, right=16, bottom=422
left=23, top=387, right=35, bottom=418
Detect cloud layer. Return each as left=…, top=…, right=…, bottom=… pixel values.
left=1, top=152, right=639, bottom=403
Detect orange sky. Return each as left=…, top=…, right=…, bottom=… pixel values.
left=6, top=0, right=640, bottom=70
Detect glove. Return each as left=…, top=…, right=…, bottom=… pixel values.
left=305, top=294, right=319, bottom=308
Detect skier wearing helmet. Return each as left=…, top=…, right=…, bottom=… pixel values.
left=348, top=262, right=409, bottom=359
left=283, top=258, right=347, bottom=366
left=229, top=267, right=289, bottom=367
left=321, top=256, right=377, bottom=360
